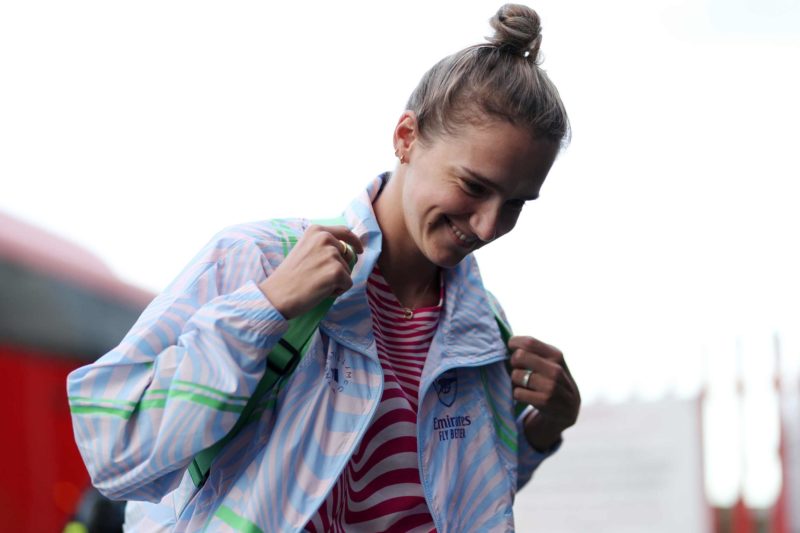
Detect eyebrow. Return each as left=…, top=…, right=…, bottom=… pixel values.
left=459, top=167, right=540, bottom=201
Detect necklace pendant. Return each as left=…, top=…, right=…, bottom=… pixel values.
left=403, top=307, right=414, bottom=319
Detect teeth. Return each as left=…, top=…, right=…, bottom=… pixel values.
left=450, top=222, right=475, bottom=243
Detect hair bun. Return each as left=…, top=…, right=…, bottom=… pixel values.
left=488, top=4, right=543, bottom=61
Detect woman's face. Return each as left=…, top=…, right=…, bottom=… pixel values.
left=398, top=117, right=560, bottom=268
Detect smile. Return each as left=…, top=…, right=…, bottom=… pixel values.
left=447, top=219, right=478, bottom=246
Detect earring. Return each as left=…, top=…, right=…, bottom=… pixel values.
left=395, top=150, right=406, bottom=164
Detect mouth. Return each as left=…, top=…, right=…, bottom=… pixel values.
left=446, top=217, right=478, bottom=248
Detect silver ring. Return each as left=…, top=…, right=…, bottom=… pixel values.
left=521, top=369, right=533, bottom=389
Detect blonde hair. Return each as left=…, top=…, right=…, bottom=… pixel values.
left=406, top=4, right=570, bottom=146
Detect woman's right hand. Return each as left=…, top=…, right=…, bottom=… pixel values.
left=258, top=225, right=363, bottom=320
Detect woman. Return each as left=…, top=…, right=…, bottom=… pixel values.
left=68, top=4, right=580, bottom=531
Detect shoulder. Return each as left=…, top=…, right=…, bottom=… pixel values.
left=209, top=217, right=309, bottom=255
left=159, top=217, right=310, bottom=295
left=193, top=217, right=311, bottom=267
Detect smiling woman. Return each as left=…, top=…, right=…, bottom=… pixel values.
left=375, top=117, right=559, bottom=274
left=66, top=4, right=580, bottom=532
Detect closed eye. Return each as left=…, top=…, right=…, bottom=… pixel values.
left=461, top=179, right=487, bottom=196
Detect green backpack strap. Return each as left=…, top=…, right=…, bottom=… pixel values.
left=486, top=293, right=527, bottom=419
left=188, top=216, right=353, bottom=488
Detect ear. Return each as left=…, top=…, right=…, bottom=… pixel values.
left=393, top=111, right=420, bottom=160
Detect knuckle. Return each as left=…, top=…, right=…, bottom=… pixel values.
left=324, top=263, right=340, bottom=280
left=520, top=337, right=538, bottom=353
left=338, top=274, right=353, bottom=290
left=539, top=396, right=551, bottom=409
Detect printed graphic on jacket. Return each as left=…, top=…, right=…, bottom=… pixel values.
left=325, top=352, right=352, bottom=393
left=434, top=369, right=458, bottom=407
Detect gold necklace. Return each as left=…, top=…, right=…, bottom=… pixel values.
left=398, top=271, right=440, bottom=320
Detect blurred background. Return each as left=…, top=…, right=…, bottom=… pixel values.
left=1, top=0, right=798, bottom=531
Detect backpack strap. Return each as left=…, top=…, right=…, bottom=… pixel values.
left=188, top=217, right=521, bottom=486
left=189, top=216, right=352, bottom=488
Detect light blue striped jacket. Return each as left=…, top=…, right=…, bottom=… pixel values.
left=67, top=174, right=556, bottom=532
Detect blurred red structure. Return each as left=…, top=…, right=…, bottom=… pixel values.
left=0, top=211, right=152, bottom=532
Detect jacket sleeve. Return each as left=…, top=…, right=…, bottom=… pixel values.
left=484, top=290, right=561, bottom=491
left=515, top=406, right=562, bottom=489
left=67, top=230, right=289, bottom=502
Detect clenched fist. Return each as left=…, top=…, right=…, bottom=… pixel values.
left=258, top=225, right=363, bottom=320
left=508, top=336, right=580, bottom=452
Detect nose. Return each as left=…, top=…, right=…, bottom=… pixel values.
left=470, top=203, right=502, bottom=242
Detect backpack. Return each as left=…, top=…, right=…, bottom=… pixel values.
left=188, top=217, right=519, bottom=488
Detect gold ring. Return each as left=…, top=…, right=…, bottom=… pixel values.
left=521, top=369, right=533, bottom=389
left=338, top=240, right=349, bottom=257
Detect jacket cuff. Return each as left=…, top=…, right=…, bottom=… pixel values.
left=185, top=279, right=289, bottom=371
left=516, top=406, right=562, bottom=490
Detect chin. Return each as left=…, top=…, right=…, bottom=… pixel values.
left=434, top=257, right=461, bottom=269
left=426, top=246, right=467, bottom=269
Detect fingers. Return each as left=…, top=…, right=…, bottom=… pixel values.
left=509, top=345, right=567, bottom=378
left=305, top=224, right=364, bottom=273
left=510, top=367, right=571, bottom=400
left=508, top=335, right=562, bottom=363
left=510, top=365, right=580, bottom=427
left=511, top=368, right=550, bottom=391
left=506, top=336, right=581, bottom=428
left=514, top=386, right=579, bottom=427
left=338, top=240, right=356, bottom=269
left=510, top=351, right=579, bottom=399
left=314, top=225, right=364, bottom=255
left=265, top=225, right=363, bottom=317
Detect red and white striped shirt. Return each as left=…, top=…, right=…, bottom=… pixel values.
left=306, top=266, right=443, bottom=532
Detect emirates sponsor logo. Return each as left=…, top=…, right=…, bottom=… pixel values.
left=433, top=414, right=472, bottom=442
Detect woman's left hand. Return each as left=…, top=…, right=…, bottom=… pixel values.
left=508, top=335, right=581, bottom=452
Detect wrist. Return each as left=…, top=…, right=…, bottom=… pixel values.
left=257, top=278, right=295, bottom=319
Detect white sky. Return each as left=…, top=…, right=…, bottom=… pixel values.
left=3, top=0, right=798, bottom=395
left=2, top=0, right=799, bottom=506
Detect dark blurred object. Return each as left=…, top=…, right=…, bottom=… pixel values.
left=0, top=211, right=152, bottom=356
left=0, top=211, right=152, bottom=531
left=63, top=488, right=125, bottom=533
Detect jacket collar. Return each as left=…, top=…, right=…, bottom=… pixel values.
left=321, top=174, right=507, bottom=369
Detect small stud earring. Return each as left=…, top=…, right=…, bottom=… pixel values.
left=395, top=148, right=407, bottom=164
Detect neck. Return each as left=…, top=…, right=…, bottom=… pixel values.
left=373, top=170, right=441, bottom=309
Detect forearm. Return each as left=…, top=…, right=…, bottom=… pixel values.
left=69, top=275, right=288, bottom=500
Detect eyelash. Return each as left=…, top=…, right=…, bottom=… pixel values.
left=462, top=180, right=486, bottom=196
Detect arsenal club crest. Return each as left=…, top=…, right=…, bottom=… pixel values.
left=434, top=369, right=458, bottom=407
